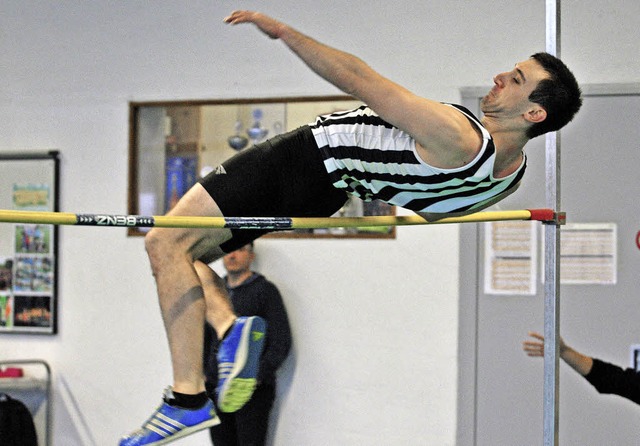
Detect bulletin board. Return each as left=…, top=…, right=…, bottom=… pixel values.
left=0, top=152, right=59, bottom=334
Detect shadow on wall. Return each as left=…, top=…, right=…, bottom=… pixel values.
left=55, top=376, right=97, bottom=446
left=267, top=347, right=297, bottom=445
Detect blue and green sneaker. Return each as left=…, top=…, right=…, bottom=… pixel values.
left=216, top=316, right=267, bottom=412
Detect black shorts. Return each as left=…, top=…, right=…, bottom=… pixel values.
left=199, top=125, right=348, bottom=252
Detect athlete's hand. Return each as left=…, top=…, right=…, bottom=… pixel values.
left=223, top=10, right=285, bottom=40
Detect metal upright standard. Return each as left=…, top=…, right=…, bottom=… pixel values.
left=543, top=1, right=562, bottom=445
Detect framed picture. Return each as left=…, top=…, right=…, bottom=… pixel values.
left=128, top=96, right=396, bottom=239
left=0, top=152, right=59, bottom=334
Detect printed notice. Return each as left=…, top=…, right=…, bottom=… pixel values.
left=484, top=221, right=537, bottom=295
left=560, top=223, right=617, bottom=285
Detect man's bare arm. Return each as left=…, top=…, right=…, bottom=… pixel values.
left=224, top=10, right=476, bottom=160
left=523, top=332, right=594, bottom=376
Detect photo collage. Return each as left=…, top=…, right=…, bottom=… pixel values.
left=0, top=181, right=55, bottom=333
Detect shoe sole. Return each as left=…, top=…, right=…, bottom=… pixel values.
left=142, top=416, right=220, bottom=445
left=218, top=316, right=266, bottom=412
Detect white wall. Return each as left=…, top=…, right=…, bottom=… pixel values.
left=1, top=1, right=639, bottom=445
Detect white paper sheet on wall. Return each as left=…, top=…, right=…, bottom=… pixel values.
left=558, top=223, right=617, bottom=285
left=483, top=221, right=537, bottom=295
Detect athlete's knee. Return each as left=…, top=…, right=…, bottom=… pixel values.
left=145, top=227, right=185, bottom=268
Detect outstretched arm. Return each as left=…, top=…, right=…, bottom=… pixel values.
left=223, top=11, right=478, bottom=160
left=523, top=331, right=594, bottom=376
left=224, top=11, right=401, bottom=105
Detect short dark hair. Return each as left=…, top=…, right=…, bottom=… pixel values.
left=526, top=52, right=582, bottom=139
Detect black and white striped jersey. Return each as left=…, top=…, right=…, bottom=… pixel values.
left=309, top=104, right=526, bottom=214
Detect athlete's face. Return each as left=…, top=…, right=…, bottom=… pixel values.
left=481, top=58, right=549, bottom=117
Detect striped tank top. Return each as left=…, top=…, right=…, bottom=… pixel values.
left=309, top=104, right=526, bottom=214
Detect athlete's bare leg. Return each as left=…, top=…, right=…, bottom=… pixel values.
left=144, top=183, right=236, bottom=395
left=194, top=260, right=236, bottom=340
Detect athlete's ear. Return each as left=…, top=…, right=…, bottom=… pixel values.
left=525, top=105, right=547, bottom=124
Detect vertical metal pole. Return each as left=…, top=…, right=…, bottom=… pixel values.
left=544, top=1, right=561, bottom=445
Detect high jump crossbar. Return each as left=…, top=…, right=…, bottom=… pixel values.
left=0, top=208, right=558, bottom=229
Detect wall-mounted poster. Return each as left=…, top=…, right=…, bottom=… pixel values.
left=0, top=152, right=59, bottom=334
left=483, top=220, right=537, bottom=295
